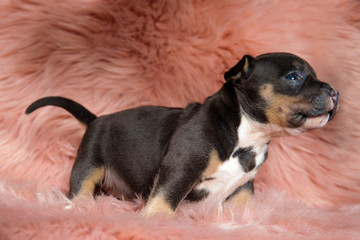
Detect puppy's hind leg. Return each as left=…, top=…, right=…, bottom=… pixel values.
left=67, top=152, right=105, bottom=199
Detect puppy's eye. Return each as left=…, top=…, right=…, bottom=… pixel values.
left=286, top=73, right=301, bottom=80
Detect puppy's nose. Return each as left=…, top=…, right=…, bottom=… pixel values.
left=329, top=88, right=339, bottom=104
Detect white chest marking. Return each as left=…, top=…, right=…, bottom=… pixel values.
left=195, top=114, right=270, bottom=201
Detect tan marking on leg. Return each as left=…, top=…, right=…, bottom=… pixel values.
left=144, top=194, right=174, bottom=217
left=227, top=188, right=253, bottom=208
left=203, top=149, right=222, bottom=178
left=78, top=167, right=105, bottom=197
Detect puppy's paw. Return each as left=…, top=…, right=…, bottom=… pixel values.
left=143, top=194, right=175, bottom=218
left=227, top=188, right=253, bottom=209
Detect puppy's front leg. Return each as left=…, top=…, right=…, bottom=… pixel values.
left=144, top=156, right=202, bottom=217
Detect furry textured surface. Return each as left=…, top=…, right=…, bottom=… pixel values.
left=1, top=0, right=360, bottom=239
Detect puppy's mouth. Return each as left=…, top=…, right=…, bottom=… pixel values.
left=298, top=95, right=339, bottom=130
left=298, top=112, right=329, bottom=130
left=327, top=108, right=336, bottom=121
left=298, top=106, right=336, bottom=123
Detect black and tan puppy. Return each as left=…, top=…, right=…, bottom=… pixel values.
left=26, top=53, right=339, bottom=217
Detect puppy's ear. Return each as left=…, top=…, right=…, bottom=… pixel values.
left=224, top=55, right=254, bottom=83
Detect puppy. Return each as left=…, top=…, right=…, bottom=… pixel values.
left=26, top=53, right=339, bottom=217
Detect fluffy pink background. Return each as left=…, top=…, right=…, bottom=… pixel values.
left=1, top=0, right=360, bottom=239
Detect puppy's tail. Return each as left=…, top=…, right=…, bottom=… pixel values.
left=25, top=96, right=97, bottom=126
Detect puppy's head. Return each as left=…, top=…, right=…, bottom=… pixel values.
left=225, top=53, right=339, bottom=135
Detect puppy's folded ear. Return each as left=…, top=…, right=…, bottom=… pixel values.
left=224, top=55, right=254, bottom=83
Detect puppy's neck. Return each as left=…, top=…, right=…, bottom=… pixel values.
left=237, top=111, right=271, bottom=148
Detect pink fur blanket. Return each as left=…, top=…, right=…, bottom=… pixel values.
left=1, top=0, right=359, bottom=239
